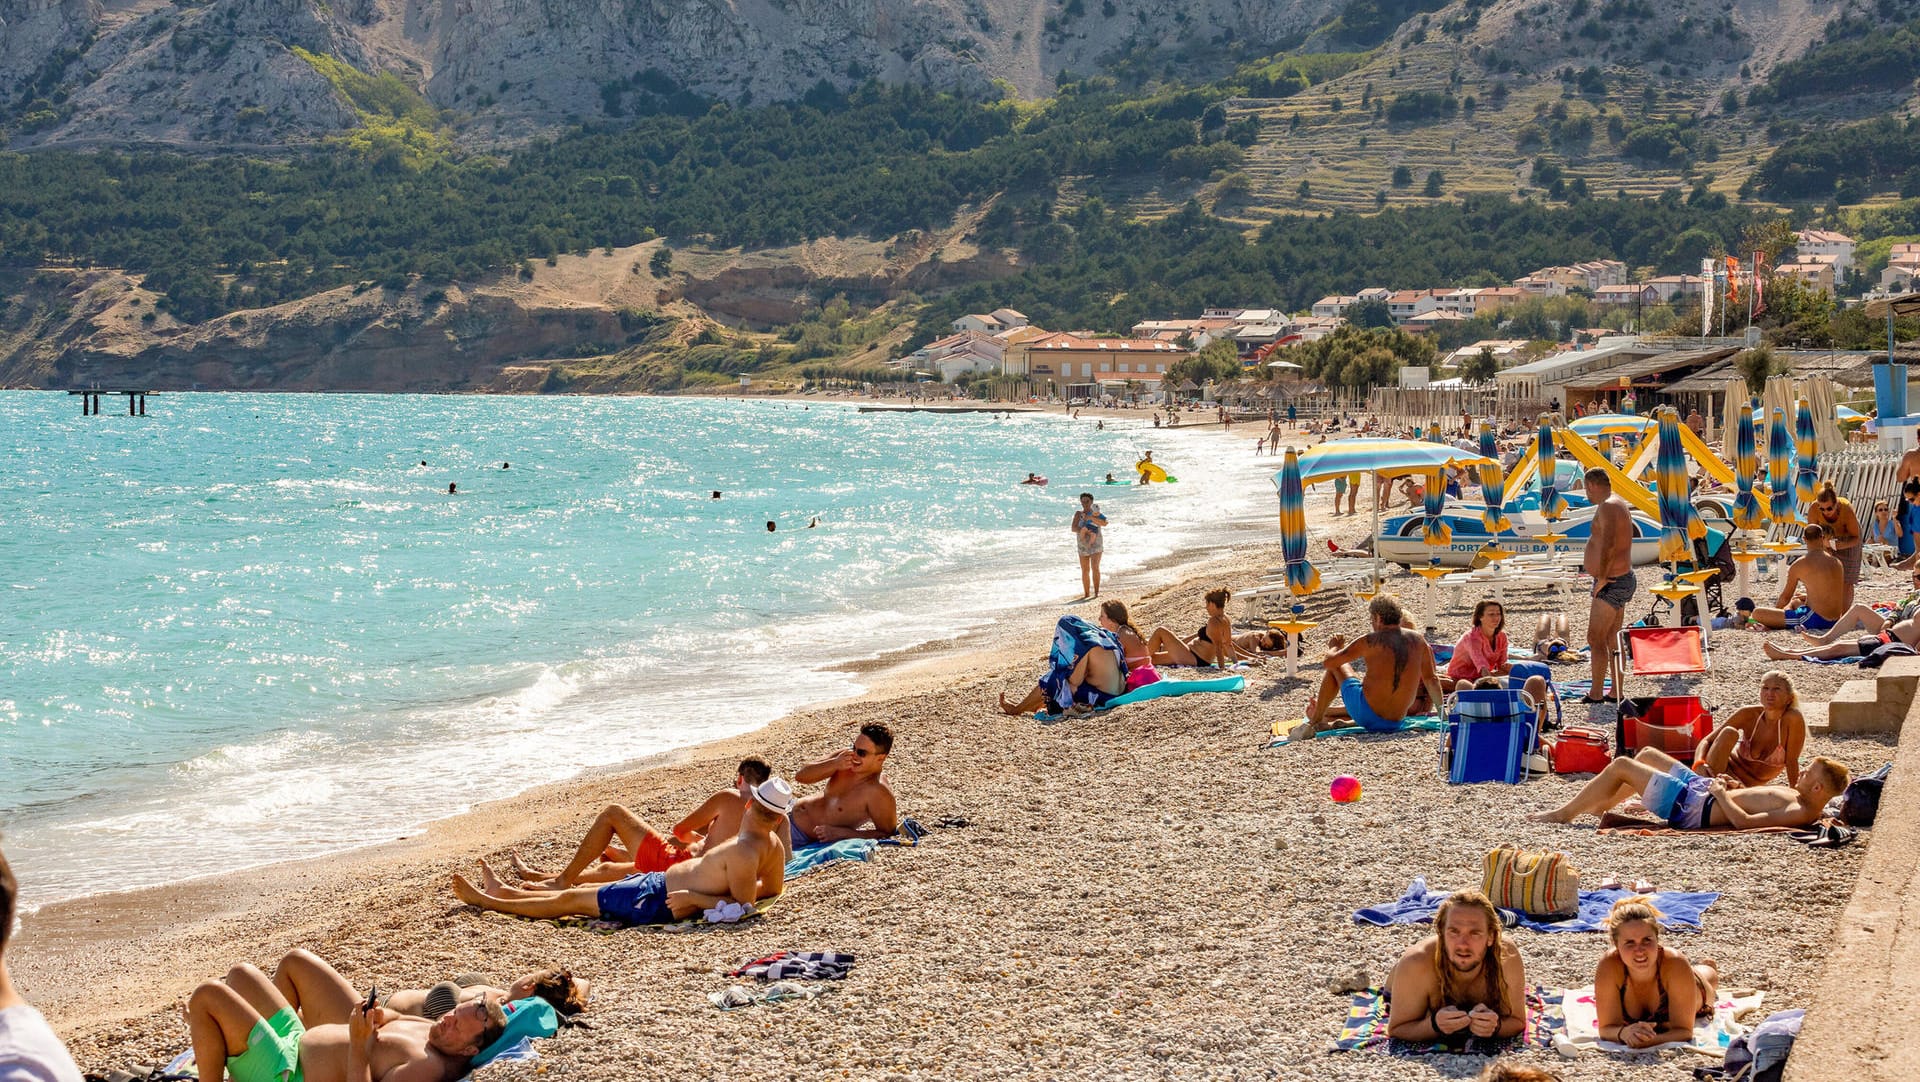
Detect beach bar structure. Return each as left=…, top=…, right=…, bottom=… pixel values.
left=68, top=389, right=152, bottom=415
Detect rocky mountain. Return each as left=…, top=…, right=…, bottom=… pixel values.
left=1, top=0, right=1342, bottom=148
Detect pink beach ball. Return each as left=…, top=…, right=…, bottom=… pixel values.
left=1330, top=775, right=1363, bottom=803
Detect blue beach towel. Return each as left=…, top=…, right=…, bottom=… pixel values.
left=1036, top=615, right=1124, bottom=714
left=1353, top=876, right=1719, bottom=933
left=784, top=817, right=927, bottom=879
left=1033, top=674, right=1244, bottom=719
left=1264, top=715, right=1443, bottom=747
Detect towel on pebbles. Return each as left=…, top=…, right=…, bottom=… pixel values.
left=1353, top=876, right=1719, bottom=933
left=731, top=950, right=856, bottom=981
left=1553, top=983, right=1763, bottom=1056
left=1330, top=985, right=1562, bottom=1054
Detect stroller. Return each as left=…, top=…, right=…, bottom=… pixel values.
left=1640, top=531, right=1733, bottom=628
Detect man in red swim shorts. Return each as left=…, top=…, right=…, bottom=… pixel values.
left=508, top=757, right=778, bottom=888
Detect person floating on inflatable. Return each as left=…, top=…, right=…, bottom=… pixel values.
left=1135, top=451, right=1175, bottom=485
left=1021, top=473, right=1049, bottom=486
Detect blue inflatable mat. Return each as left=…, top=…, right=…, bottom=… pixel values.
left=1034, top=674, right=1244, bottom=718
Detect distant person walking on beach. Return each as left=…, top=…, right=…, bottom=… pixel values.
left=789, top=725, right=900, bottom=845
left=0, top=849, right=84, bottom=1081
left=1582, top=469, right=1635, bottom=703
left=1073, top=493, right=1108, bottom=599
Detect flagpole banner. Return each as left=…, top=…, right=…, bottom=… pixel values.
left=1701, top=257, right=1716, bottom=335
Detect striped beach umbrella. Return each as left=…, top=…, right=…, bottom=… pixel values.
left=1537, top=415, right=1569, bottom=521
left=1294, top=438, right=1493, bottom=485
left=1477, top=422, right=1511, bottom=533
left=1655, top=407, right=1707, bottom=564
left=1794, top=397, right=1819, bottom=507
left=1422, top=470, right=1451, bottom=546
left=1569, top=414, right=1658, bottom=440
left=1729, top=401, right=1767, bottom=531
left=1768, top=406, right=1796, bottom=524
left=1277, top=449, right=1321, bottom=596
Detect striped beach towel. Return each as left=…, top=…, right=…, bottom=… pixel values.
left=1330, top=985, right=1563, bottom=1054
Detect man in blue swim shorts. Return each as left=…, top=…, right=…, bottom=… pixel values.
left=453, top=778, right=796, bottom=924
left=1529, top=747, right=1850, bottom=831
left=1745, top=524, right=1849, bottom=633
left=1300, top=595, right=1444, bottom=735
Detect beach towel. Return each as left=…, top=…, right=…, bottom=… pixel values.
left=1035, top=673, right=1244, bottom=719
left=784, top=816, right=928, bottom=877
left=1353, top=877, right=1718, bottom=934
left=158, top=1035, right=545, bottom=1080
left=1330, top=985, right=1563, bottom=1055
left=1036, top=615, right=1124, bottom=714
left=1554, top=983, right=1762, bottom=1056
left=731, top=950, right=856, bottom=981
left=1264, top=715, right=1442, bottom=748
left=1796, top=655, right=1862, bottom=665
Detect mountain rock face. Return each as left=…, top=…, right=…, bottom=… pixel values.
left=2, top=0, right=1341, bottom=147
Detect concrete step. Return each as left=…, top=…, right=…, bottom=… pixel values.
left=1803, top=698, right=1831, bottom=735
left=1874, top=655, right=1920, bottom=703
left=1826, top=678, right=1902, bottom=735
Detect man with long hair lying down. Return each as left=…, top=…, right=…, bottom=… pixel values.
left=1528, top=747, right=1848, bottom=830
left=1385, top=891, right=1528, bottom=1047
left=452, top=779, right=793, bottom=926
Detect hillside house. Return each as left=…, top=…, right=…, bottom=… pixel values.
left=1387, top=290, right=1442, bottom=320
left=1512, top=274, right=1569, bottom=297
left=1401, top=310, right=1468, bottom=334
left=1312, top=296, right=1358, bottom=318
left=1777, top=258, right=1836, bottom=295
left=1593, top=284, right=1659, bottom=309
left=1471, top=287, right=1528, bottom=316
left=1883, top=244, right=1920, bottom=291
left=1644, top=275, right=1708, bottom=304
left=1521, top=260, right=1627, bottom=293
left=949, top=308, right=1030, bottom=334
left=1795, top=230, right=1855, bottom=279
left=1357, top=287, right=1393, bottom=303
left=1012, top=332, right=1187, bottom=397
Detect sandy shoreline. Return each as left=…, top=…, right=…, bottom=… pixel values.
left=17, top=420, right=1896, bottom=1081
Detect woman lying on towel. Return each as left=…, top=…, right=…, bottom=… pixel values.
left=1690, top=670, right=1806, bottom=789
left=999, top=613, right=1128, bottom=716
left=1593, top=897, right=1719, bottom=1049
left=272, top=948, right=591, bottom=1020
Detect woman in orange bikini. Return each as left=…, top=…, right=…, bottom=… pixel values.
left=1692, top=670, right=1805, bottom=788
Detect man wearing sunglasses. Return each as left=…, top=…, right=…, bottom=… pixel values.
left=789, top=724, right=899, bottom=847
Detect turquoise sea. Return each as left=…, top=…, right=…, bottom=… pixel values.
left=0, top=393, right=1260, bottom=906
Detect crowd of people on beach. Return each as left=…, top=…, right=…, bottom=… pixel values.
left=0, top=724, right=902, bottom=1081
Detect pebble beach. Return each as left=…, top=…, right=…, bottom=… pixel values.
left=14, top=416, right=1891, bottom=1081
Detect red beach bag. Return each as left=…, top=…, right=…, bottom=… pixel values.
left=1548, top=726, right=1612, bottom=774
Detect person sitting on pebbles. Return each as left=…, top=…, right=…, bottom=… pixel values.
left=451, top=779, right=794, bottom=926
left=1592, top=896, right=1719, bottom=1049
left=788, top=723, right=901, bottom=846
left=1691, top=671, right=1805, bottom=789
left=1385, top=890, right=1528, bottom=1048
left=1528, top=747, right=1847, bottom=831
left=506, top=757, right=777, bottom=888
left=1736, top=524, right=1848, bottom=633
left=1294, top=594, right=1443, bottom=737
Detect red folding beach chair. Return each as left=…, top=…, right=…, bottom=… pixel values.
left=1614, top=625, right=1712, bottom=757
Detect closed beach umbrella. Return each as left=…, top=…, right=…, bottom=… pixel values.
left=1537, top=415, right=1569, bottom=521
left=1655, top=407, right=1707, bottom=564
left=1422, top=470, right=1451, bottom=546
left=1730, top=401, right=1766, bottom=531
left=1794, top=397, right=1819, bottom=507
left=1768, top=406, right=1796, bottom=524
left=1277, top=449, right=1321, bottom=596
left=1477, top=422, right=1511, bottom=533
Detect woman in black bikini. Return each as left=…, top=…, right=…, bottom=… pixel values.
left=1592, top=897, right=1718, bottom=1048
left=1144, top=587, right=1248, bottom=670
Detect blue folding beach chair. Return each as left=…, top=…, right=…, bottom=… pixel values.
left=1441, top=689, right=1539, bottom=785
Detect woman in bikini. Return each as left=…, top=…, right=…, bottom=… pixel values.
left=1691, top=670, right=1805, bottom=788
left=1593, top=897, right=1718, bottom=1049
left=1144, top=587, right=1252, bottom=670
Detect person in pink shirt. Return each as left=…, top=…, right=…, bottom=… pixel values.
left=1442, top=601, right=1548, bottom=708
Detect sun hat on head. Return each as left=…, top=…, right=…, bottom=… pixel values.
left=751, top=777, right=795, bottom=815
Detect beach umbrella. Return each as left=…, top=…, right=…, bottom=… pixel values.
left=1794, top=397, right=1819, bottom=507
left=1655, top=407, right=1707, bottom=564
left=1477, top=422, right=1511, bottom=533
left=1768, top=406, right=1796, bottom=524
left=1569, top=414, right=1658, bottom=440
left=1277, top=449, right=1321, bottom=596
left=1537, top=415, right=1569, bottom=521
left=1422, top=471, right=1451, bottom=546
left=1294, top=438, right=1492, bottom=485
left=1837, top=405, right=1868, bottom=430
left=1730, top=402, right=1766, bottom=531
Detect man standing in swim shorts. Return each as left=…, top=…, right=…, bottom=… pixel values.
left=1300, top=594, right=1443, bottom=734
left=451, top=778, right=795, bottom=925
left=1744, top=525, right=1847, bottom=632
left=790, top=724, right=900, bottom=847
left=1582, top=468, right=1635, bottom=704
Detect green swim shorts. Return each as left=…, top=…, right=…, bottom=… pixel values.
left=227, top=1006, right=305, bottom=1082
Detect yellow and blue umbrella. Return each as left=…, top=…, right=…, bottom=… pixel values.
left=1422, top=472, right=1451, bottom=545
left=1837, top=405, right=1868, bottom=430
left=1768, top=406, right=1796, bottom=524
left=1569, top=414, right=1658, bottom=440
left=1276, top=449, right=1321, bottom=596
left=1655, top=407, right=1707, bottom=564
left=1294, top=438, right=1492, bottom=485
left=1537, top=415, right=1569, bottom=521
left=1794, top=397, right=1819, bottom=507
left=1730, top=401, right=1766, bottom=531
left=1477, top=422, right=1511, bottom=533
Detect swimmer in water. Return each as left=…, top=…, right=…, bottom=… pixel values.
left=767, top=521, right=776, bottom=532
left=502, top=462, right=510, bottom=470
left=1105, top=473, right=1116, bottom=483
left=808, top=517, right=819, bottom=528
left=448, top=482, right=458, bottom=494
left=712, top=491, right=722, bottom=500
